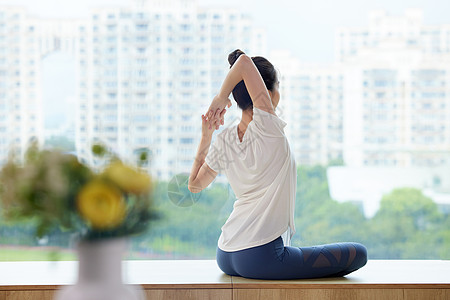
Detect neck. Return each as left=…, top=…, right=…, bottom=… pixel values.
left=238, top=109, right=253, bottom=133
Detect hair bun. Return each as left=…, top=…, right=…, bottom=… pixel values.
left=228, top=49, right=246, bottom=67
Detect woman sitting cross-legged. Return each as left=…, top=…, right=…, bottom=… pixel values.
left=188, top=49, right=367, bottom=280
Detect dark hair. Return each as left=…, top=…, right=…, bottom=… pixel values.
left=228, top=49, right=278, bottom=111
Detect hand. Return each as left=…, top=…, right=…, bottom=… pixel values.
left=202, top=108, right=226, bottom=137
left=206, top=95, right=232, bottom=129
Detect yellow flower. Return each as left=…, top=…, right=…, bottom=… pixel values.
left=77, top=181, right=126, bottom=229
left=103, top=161, right=151, bottom=194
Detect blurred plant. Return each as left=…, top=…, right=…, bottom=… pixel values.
left=0, top=142, right=156, bottom=241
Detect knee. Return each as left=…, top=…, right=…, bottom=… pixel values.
left=352, top=243, right=368, bottom=268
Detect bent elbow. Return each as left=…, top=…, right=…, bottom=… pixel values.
left=236, top=54, right=253, bottom=78
left=237, top=54, right=251, bottom=66
left=188, top=184, right=202, bottom=194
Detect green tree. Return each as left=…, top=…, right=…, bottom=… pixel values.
left=133, top=180, right=230, bottom=258
left=367, top=188, right=446, bottom=259
left=293, top=165, right=367, bottom=246
left=2, top=165, right=449, bottom=261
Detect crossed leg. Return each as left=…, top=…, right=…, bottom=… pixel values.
left=217, top=237, right=368, bottom=280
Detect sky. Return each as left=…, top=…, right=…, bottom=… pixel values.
left=1, top=0, right=450, bottom=63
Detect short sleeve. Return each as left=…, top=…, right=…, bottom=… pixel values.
left=252, top=107, right=287, bottom=137
left=204, top=135, right=224, bottom=173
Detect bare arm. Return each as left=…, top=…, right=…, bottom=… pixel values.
left=208, top=54, right=275, bottom=117
left=188, top=109, right=224, bottom=193
left=189, top=53, right=274, bottom=193
left=187, top=134, right=217, bottom=193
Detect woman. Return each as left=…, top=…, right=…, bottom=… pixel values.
left=188, top=49, right=367, bottom=279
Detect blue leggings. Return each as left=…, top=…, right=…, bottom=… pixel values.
left=216, top=236, right=367, bottom=279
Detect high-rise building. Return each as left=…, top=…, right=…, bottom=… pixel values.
left=74, top=0, right=265, bottom=180
left=3, top=4, right=449, bottom=180
left=0, top=7, right=44, bottom=163
left=272, top=9, right=450, bottom=168
left=337, top=9, right=450, bottom=167
left=0, top=1, right=265, bottom=180
left=336, top=9, right=450, bottom=63
left=271, top=51, right=344, bottom=166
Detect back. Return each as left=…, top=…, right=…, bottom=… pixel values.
left=205, top=107, right=297, bottom=251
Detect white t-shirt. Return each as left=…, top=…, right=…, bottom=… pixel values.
left=205, top=107, right=297, bottom=252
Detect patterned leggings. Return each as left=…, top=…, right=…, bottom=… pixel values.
left=216, top=236, right=367, bottom=279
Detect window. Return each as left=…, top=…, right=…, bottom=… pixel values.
left=0, top=0, right=448, bottom=264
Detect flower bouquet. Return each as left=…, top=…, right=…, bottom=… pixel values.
left=0, top=142, right=156, bottom=300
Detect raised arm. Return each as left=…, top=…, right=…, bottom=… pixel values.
left=187, top=111, right=224, bottom=193
left=189, top=52, right=276, bottom=194
left=208, top=54, right=276, bottom=118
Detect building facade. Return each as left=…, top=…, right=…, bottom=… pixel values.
left=271, top=51, right=344, bottom=166
left=0, top=1, right=265, bottom=180
left=0, top=7, right=44, bottom=163
left=2, top=5, right=449, bottom=180
left=272, top=9, right=450, bottom=168
left=337, top=9, right=450, bottom=167
left=74, top=0, right=265, bottom=179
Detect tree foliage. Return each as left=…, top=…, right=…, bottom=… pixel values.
left=1, top=166, right=448, bottom=260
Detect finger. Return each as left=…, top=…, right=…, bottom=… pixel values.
left=220, top=109, right=226, bottom=123
left=208, top=109, right=216, bottom=121
left=227, top=99, right=232, bottom=108
left=214, top=108, right=221, bottom=118
left=211, top=118, right=219, bottom=129
left=219, top=108, right=226, bottom=118
left=216, top=119, right=221, bottom=126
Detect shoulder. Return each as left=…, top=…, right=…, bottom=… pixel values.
left=252, top=107, right=287, bottom=137
left=210, top=125, right=235, bottom=147
left=253, top=107, right=285, bottom=123
left=216, top=125, right=235, bottom=139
